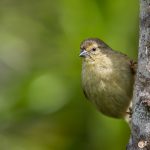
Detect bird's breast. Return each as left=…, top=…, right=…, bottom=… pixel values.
left=81, top=59, right=114, bottom=100
left=82, top=56, right=114, bottom=82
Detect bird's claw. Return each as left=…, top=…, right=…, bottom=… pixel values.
left=126, top=107, right=132, bottom=118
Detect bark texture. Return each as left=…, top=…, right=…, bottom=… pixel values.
left=127, top=0, right=150, bottom=149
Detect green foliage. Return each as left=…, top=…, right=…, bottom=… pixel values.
left=0, top=0, right=138, bottom=149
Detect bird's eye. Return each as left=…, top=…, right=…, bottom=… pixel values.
left=92, top=48, right=96, bottom=51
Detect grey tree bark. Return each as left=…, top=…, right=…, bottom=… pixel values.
left=127, top=0, right=150, bottom=149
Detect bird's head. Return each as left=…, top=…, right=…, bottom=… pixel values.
left=79, top=38, right=109, bottom=60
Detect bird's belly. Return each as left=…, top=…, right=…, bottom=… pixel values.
left=82, top=66, right=132, bottom=118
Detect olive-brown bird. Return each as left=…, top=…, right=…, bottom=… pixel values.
left=79, top=38, right=136, bottom=119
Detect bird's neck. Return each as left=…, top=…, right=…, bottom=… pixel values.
left=83, top=53, right=113, bottom=68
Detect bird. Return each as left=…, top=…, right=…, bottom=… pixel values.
left=79, top=38, right=136, bottom=119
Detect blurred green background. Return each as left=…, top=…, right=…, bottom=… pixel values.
left=0, top=0, right=138, bottom=150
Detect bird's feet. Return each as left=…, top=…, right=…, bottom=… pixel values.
left=124, top=102, right=132, bottom=126
left=126, top=107, right=132, bottom=118
left=130, top=60, right=137, bottom=74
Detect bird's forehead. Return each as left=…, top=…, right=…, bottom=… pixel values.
left=81, top=42, right=98, bottom=51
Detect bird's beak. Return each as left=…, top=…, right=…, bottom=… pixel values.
left=79, top=50, right=88, bottom=57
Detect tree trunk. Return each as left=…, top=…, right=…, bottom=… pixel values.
left=127, top=0, right=150, bottom=149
